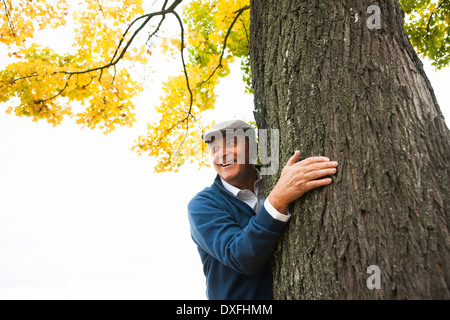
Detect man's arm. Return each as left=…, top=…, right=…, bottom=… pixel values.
left=188, top=150, right=337, bottom=275
left=188, top=195, right=287, bottom=275
left=268, top=150, right=339, bottom=214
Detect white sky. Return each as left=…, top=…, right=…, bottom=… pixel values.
left=0, top=4, right=449, bottom=300
left=0, top=60, right=255, bottom=300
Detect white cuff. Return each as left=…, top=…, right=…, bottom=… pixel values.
left=264, top=199, right=291, bottom=222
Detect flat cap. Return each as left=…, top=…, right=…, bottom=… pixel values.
left=201, top=120, right=255, bottom=143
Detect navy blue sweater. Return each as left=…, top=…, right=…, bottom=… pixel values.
left=187, top=174, right=288, bottom=300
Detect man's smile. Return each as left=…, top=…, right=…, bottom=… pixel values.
left=221, top=160, right=236, bottom=167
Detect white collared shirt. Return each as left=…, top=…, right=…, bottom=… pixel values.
left=220, top=169, right=290, bottom=222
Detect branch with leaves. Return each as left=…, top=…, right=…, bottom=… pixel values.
left=401, top=0, right=450, bottom=69
left=131, top=0, right=252, bottom=172
left=197, top=5, right=250, bottom=87
left=0, top=0, right=252, bottom=172
left=2, top=0, right=447, bottom=172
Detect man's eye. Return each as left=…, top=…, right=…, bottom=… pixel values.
left=226, top=140, right=235, bottom=147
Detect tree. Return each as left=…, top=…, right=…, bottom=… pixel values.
left=250, top=0, right=449, bottom=299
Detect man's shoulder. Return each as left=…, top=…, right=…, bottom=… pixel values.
left=189, top=185, right=214, bottom=202
left=188, top=176, right=232, bottom=214
left=188, top=179, right=217, bottom=204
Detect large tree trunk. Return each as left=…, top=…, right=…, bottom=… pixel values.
left=249, top=0, right=450, bottom=299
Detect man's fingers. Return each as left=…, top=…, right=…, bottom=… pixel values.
left=305, top=177, right=333, bottom=191
left=286, top=150, right=301, bottom=166
left=297, top=156, right=332, bottom=167
left=304, top=167, right=337, bottom=181
left=302, top=160, right=339, bottom=172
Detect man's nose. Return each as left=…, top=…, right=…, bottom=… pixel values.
left=215, top=149, right=232, bottom=164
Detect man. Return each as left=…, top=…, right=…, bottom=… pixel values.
left=187, top=120, right=338, bottom=300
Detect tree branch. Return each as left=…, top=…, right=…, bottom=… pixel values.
left=171, top=9, right=195, bottom=163
left=2, top=0, right=17, bottom=41
left=7, top=0, right=184, bottom=108
left=426, top=0, right=448, bottom=37
left=145, top=14, right=167, bottom=48
left=64, top=0, right=183, bottom=76
left=173, top=10, right=194, bottom=117
left=197, top=5, right=250, bottom=87
left=39, top=80, right=70, bottom=103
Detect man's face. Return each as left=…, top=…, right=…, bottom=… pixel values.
left=208, top=133, right=256, bottom=185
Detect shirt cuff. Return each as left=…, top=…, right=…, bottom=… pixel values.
left=264, top=199, right=291, bottom=222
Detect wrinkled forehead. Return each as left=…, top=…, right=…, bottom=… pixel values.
left=207, top=131, right=255, bottom=148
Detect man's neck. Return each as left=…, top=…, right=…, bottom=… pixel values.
left=222, top=165, right=259, bottom=193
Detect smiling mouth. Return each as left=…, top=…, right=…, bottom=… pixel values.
left=221, top=161, right=236, bottom=167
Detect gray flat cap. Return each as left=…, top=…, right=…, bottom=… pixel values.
left=201, top=120, right=255, bottom=143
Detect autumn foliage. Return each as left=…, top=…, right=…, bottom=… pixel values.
left=0, top=0, right=448, bottom=172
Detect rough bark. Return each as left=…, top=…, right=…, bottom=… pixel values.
left=249, top=0, right=450, bottom=299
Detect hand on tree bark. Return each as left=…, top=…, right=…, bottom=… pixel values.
left=267, top=151, right=338, bottom=214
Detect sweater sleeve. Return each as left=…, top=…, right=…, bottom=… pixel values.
left=187, top=193, right=288, bottom=275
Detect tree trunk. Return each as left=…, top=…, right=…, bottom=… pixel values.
left=249, top=0, right=450, bottom=299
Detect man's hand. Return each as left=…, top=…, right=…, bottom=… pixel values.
left=267, top=150, right=338, bottom=214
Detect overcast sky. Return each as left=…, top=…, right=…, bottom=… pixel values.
left=0, top=51, right=254, bottom=299
left=0, top=5, right=449, bottom=300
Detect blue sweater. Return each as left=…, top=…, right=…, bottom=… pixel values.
left=187, top=174, right=288, bottom=300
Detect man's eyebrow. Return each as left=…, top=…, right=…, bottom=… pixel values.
left=207, top=142, right=220, bottom=149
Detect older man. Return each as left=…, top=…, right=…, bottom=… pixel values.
left=187, top=120, right=338, bottom=300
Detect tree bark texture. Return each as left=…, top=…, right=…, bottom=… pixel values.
left=249, top=0, right=449, bottom=299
